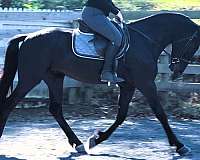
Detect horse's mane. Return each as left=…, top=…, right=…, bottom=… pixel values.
left=128, top=12, right=191, bottom=27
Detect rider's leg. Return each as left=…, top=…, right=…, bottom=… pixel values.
left=82, top=7, right=124, bottom=83
left=100, top=41, right=124, bottom=82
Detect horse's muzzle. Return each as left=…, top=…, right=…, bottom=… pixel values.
left=171, top=71, right=183, bottom=81
left=169, top=62, right=184, bottom=81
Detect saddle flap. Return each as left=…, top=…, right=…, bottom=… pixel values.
left=72, top=29, right=108, bottom=59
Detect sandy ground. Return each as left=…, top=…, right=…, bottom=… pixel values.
left=0, top=107, right=199, bottom=160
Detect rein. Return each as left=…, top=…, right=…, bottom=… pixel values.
left=127, top=25, right=171, bottom=55
left=127, top=24, right=200, bottom=64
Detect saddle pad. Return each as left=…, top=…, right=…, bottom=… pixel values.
left=72, top=29, right=103, bottom=59
left=72, top=24, right=130, bottom=60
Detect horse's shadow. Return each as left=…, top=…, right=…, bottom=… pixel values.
left=172, top=153, right=194, bottom=160
left=0, top=155, right=26, bottom=160
left=59, top=152, right=195, bottom=160
left=59, top=152, right=145, bottom=160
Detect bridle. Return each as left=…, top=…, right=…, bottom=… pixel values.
left=127, top=25, right=200, bottom=64
left=171, top=30, right=199, bottom=64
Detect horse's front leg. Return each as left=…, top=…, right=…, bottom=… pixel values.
left=138, top=81, right=191, bottom=156
left=44, top=73, right=85, bottom=153
left=87, top=83, right=135, bottom=149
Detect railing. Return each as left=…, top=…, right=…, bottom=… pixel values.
left=0, top=8, right=200, bottom=94
left=0, top=8, right=80, bottom=86
left=0, top=8, right=86, bottom=103
left=158, top=45, right=200, bottom=92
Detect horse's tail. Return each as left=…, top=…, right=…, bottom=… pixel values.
left=0, top=34, right=27, bottom=103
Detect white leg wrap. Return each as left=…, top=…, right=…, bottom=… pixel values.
left=75, top=144, right=87, bottom=153
left=87, top=134, right=97, bottom=149
left=177, top=145, right=191, bottom=156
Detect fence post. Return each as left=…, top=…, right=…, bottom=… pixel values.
left=159, top=44, right=171, bottom=108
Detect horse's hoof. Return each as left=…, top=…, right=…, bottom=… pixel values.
left=87, top=135, right=97, bottom=149
left=86, top=130, right=100, bottom=149
left=75, top=144, right=87, bottom=154
left=176, top=145, right=191, bottom=156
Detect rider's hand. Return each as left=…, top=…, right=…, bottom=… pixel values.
left=115, top=11, right=123, bottom=23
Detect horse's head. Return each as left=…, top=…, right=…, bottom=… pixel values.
left=169, top=26, right=200, bottom=80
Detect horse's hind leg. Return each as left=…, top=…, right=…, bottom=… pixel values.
left=0, top=79, right=40, bottom=137
left=43, top=72, right=85, bottom=153
left=87, top=82, right=135, bottom=148
left=138, top=81, right=190, bottom=156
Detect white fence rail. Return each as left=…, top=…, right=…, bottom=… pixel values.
left=157, top=44, right=200, bottom=92
left=0, top=8, right=81, bottom=88
left=0, top=8, right=87, bottom=103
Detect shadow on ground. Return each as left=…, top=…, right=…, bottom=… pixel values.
left=0, top=155, right=26, bottom=160
left=0, top=107, right=199, bottom=160
left=59, top=152, right=146, bottom=160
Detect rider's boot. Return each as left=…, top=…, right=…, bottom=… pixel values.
left=100, top=42, right=125, bottom=83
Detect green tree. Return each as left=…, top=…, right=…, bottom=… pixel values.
left=39, top=0, right=86, bottom=9
left=4, top=0, right=86, bottom=10
left=1, top=0, right=12, bottom=8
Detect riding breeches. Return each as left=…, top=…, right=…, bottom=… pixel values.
left=82, top=6, right=122, bottom=47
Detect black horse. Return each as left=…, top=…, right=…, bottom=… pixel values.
left=0, top=13, right=200, bottom=155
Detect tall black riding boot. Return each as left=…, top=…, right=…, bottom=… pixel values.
left=101, top=42, right=125, bottom=83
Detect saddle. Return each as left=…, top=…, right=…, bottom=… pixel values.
left=72, top=19, right=130, bottom=60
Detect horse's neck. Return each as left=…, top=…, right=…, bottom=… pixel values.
left=129, top=15, right=172, bottom=44
left=129, top=13, right=197, bottom=55
left=128, top=17, right=173, bottom=59
left=131, top=13, right=196, bottom=39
